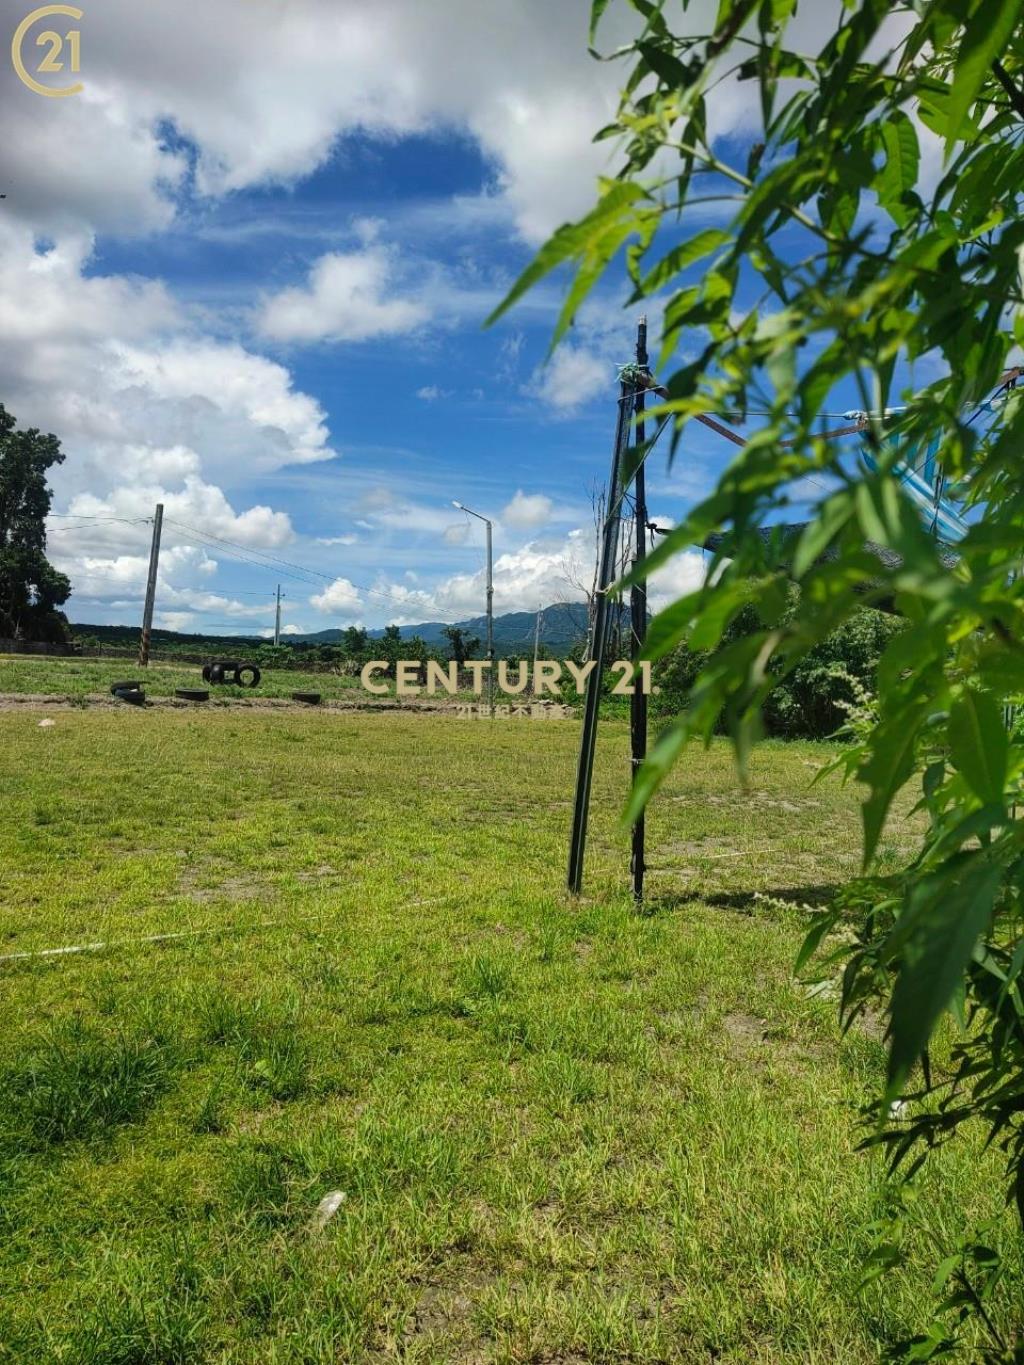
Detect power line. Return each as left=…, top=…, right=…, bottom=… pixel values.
left=54, top=515, right=474, bottom=627
left=48, top=514, right=147, bottom=523
left=163, top=518, right=335, bottom=584
left=162, top=517, right=466, bottom=620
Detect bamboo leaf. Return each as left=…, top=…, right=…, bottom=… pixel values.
left=888, top=861, right=1001, bottom=1095
left=945, top=0, right=1024, bottom=155
left=876, top=112, right=920, bottom=225
left=860, top=706, right=929, bottom=866
left=638, top=228, right=731, bottom=296
left=486, top=181, right=648, bottom=336
left=589, top=0, right=613, bottom=42
left=948, top=689, right=1008, bottom=807
left=792, top=492, right=855, bottom=579
left=624, top=719, right=688, bottom=824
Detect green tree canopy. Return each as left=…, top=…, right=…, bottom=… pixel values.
left=493, top=0, right=1024, bottom=1348
left=442, top=624, right=481, bottom=668
left=0, top=404, right=71, bottom=642
left=342, top=625, right=369, bottom=658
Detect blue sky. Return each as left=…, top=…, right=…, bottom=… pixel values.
left=0, top=0, right=912, bottom=636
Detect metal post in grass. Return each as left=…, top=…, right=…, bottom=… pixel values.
left=567, top=341, right=639, bottom=895
left=138, top=503, right=164, bottom=667
left=630, top=319, right=650, bottom=904
left=452, top=500, right=495, bottom=718
left=274, top=585, right=282, bottom=647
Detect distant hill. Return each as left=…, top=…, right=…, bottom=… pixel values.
left=70, top=601, right=640, bottom=657
left=293, top=602, right=598, bottom=653
left=69, top=622, right=263, bottom=650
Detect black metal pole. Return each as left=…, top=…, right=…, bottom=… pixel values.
left=630, top=319, right=649, bottom=903
left=567, top=358, right=636, bottom=895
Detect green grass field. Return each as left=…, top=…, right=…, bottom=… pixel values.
left=0, top=699, right=1020, bottom=1361
left=0, top=654, right=370, bottom=704
left=0, top=654, right=537, bottom=708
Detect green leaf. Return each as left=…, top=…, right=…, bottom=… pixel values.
left=795, top=913, right=837, bottom=973
left=887, top=860, right=1001, bottom=1094
left=688, top=577, right=764, bottom=651
left=624, top=719, right=688, bottom=824
left=860, top=705, right=929, bottom=866
left=792, top=492, right=855, bottom=579
left=876, top=112, right=920, bottom=225
left=948, top=689, right=1008, bottom=807
left=642, top=589, right=700, bottom=660
left=637, top=228, right=731, bottom=296
left=637, top=40, right=690, bottom=88
left=589, top=0, right=612, bottom=42
left=945, top=0, right=1024, bottom=156
left=485, top=181, right=648, bottom=339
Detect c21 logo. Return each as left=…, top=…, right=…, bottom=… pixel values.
left=11, top=5, right=82, bottom=98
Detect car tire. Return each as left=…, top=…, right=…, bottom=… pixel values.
left=175, top=689, right=209, bottom=702
left=201, top=664, right=212, bottom=683
left=292, top=691, right=321, bottom=705
left=236, top=666, right=261, bottom=688
left=114, top=687, right=146, bottom=706
left=110, top=680, right=141, bottom=695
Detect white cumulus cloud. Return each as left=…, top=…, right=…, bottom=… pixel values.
left=502, top=490, right=553, bottom=530
left=258, top=249, right=429, bottom=344
left=533, top=346, right=612, bottom=414
left=310, top=577, right=363, bottom=615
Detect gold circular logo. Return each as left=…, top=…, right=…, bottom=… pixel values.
left=11, top=5, right=83, bottom=97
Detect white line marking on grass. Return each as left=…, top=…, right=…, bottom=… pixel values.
left=0, top=899, right=452, bottom=965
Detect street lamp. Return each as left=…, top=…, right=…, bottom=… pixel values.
left=452, top=500, right=494, bottom=717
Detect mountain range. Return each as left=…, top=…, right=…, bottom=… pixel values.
left=72, top=601, right=635, bottom=656
left=295, top=601, right=597, bottom=653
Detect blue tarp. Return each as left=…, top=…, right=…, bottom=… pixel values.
left=860, top=434, right=967, bottom=543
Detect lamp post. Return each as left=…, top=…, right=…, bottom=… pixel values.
left=452, top=500, right=494, bottom=717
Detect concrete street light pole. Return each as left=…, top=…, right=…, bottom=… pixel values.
left=453, top=500, right=494, bottom=717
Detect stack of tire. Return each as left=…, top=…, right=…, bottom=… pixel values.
left=201, top=660, right=262, bottom=688
left=110, top=680, right=146, bottom=706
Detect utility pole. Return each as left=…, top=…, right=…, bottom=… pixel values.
left=485, top=517, right=494, bottom=717
left=138, top=503, right=164, bottom=667
left=452, top=500, right=495, bottom=717
left=274, top=585, right=282, bottom=647
left=533, top=605, right=544, bottom=691
left=630, top=319, right=650, bottom=904
left=568, top=343, right=639, bottom=894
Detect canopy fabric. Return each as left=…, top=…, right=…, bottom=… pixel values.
left=702, top=523, right=961, bottom=573
left=860, top=435, right=968, bottom=542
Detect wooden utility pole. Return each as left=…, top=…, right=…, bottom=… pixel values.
left=630, top=319, right=650, bottom=903
left=532, top=606, right=544, bottom=689
left=274, top=585, right=282, bottom=646
left=138, top=503, right=164, bottom=667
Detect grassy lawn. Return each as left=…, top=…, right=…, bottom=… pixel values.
left=0, top=655, right=370, bottom=704
left=0, top=655, right=524, bottom=708
left=0, top=706, right=1020, bottom=1361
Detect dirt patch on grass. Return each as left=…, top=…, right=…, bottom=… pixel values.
left=659, top=839, right=744, bottom=859
left=664, top=790, right=824, bottom=813
left=0, top=693, right=472, bottom=715
left=721, top=1011, right=769, bottom=1050
left=175, top=860, right=265, bottom=903
left=400, top=1261, right=498, bottom=1356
